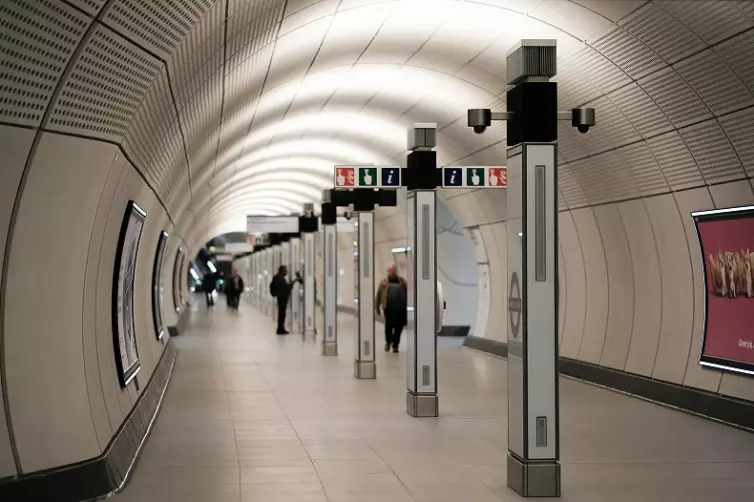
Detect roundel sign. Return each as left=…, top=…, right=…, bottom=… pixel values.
left=508, top=272, right=522, bottom=339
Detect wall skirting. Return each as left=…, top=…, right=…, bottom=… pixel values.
left=0, top=340, right=178, bottom=502
left=335, top=305, right=467, bottom=336
left=463, top=335, right=754, bottom=432
left=167, top=303, right=190, bottom=337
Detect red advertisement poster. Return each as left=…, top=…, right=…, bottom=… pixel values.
left=693, top=206, right=754, bottom=374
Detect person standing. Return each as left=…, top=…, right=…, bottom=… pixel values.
left=375, top=264, right=408, bottom=353
left=226, top=269, right=244, bottom=310
left=202, top=271, right=216, bottom=307
left=270, top=266, right=302, bottom=334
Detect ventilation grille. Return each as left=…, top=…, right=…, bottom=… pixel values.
left=590, top=26, right=664, bottom=80
left=714, top=29, right=754, bottom=95
left=719, top=106, right=754, bottom=177
left=619, top=3, right=704, bottom=64
left=578, top=96, right=640, bottom=155
left=658, top=0, right=753, bottom=46
left=674, top=50, right=753, bottom=116
left=553, top=52, right=600, bottom=110
left=102, top=0, right=216, bottom=60
left=607, top=83, right=673, bottom=139
left=680, top=120, right=745, bottom=184
left=46, top=24, right=162, bottom=142
left=618, top=142, right=668, bottom=197
left=0, top=0, right=90, bottom=126
left=65, top=0, right=108, bottom=16
left=123, top=67, right=189, bottom=206
left=557, top=164, right=588, bottom=209
left=647, top=131, right=703, bottom=190
left=638, top=67, right=712, bottom=128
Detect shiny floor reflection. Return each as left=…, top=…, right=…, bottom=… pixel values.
left=110, top=296, right=754, bottom=502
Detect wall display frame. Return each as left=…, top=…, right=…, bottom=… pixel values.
left=178, top=253, right=186, bottom=306
left=692, top=205, right=754, bottom=376
left=112, top=201, right=147, bottom=387
left=173, top=247, right=184, bottom=312
left=152, top=231, right=169, bottom=340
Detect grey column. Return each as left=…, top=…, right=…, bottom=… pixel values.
left=290, top=237, right=303, bottom=333
left=303, top=232, right=316, bottom=337
left=406, top=189, right=438, bottom=416
left=271, top=246, right=281, bottom=320
left=282, top=241, right=292, bottom=330
left=322, top=223, right=338, bottom=356
left=354, top=211, right=376, bottom=379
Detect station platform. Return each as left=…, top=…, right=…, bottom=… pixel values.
left=110, top=297, right=754, bottom=502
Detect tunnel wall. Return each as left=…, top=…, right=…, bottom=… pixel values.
left=445, top=179, right=754, bottom=404
left=0, top=133, right=183, bottom=477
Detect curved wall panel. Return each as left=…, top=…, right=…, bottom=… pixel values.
left=557, top=211, right=586, bottom=359
left=3, top=134, right=116, bottom=472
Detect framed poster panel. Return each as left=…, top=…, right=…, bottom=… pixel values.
left=152, top=231, right=168, bottom=340
left=172, top=247, right=183, bottom=312
left=692, top=206, right=754, bottom=375
left=178, top=252, right=186, bottom=306
left=112, top=201, right=147, bottom=387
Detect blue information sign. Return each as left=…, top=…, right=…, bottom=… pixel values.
left=381, top=167, right=401, bottom=187
left=443, top=167, right=463, bottom=187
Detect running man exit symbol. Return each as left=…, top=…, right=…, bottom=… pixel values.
left=466, top=167, right=485, bottom=187
left=335, top=167, right=355, bottom=187
left=443, top=167, right=463, bottom=187
left=359, top=167, right=378, bottom=187
left=381, top=167, right=400, bottom=187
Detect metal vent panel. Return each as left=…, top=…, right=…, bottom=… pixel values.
left=715, top=29, right=754, bottom=94
left=181, top=71, right=223, bottom=176
left=608, top=82, right=673, bottom=139
left=738, top=0, right=754, bottom=16
left=557, top=187, right=568, bottom=212
left=123, top=66, right=188, bottom=203
left=0, top=0, right=91, bottom=127
left=102, top=0, right=216, bottom=60
left=680, top=120, right=745, bottom=184
left=588, top=148, right=642, bottom=202
left=620, top=3, right=705, bottom=64
left=719, top=107, right=754, bottom=177
left=65, top=0, right=108, bottom=16
left=638, top=67, right=712, bottom=128
left=590, top=26, right=664, bottom=80
left=674, top=50, right=754, bottom=117
left=647, top=131, right=703, bottom=190
left=46, top=23, right=162, bottom=142
left=619, top=141, right=668, bottom=197
left=557, top=120, right=591, bottom=162
left=558, top=163, right=588, bottom=209
left=169, top=0, right=226, bottom=108
left=657, top=0, right=754, bottom=46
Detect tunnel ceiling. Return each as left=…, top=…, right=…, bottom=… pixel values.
left=3, top=0, right=754, bottom=249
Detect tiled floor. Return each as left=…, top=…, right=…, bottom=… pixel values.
left=110, top=296, right=754, bottom=502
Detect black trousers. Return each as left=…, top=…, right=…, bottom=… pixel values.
left=277, top=296, right=289, bottom=331
left=205, top=291, right=214, bottom=306
left=384, top=312, right=404, bottom=348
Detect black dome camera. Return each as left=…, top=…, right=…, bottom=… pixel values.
left=572, top=108, right=596, bottom=135
left=468, top=109, right=491, bottom=135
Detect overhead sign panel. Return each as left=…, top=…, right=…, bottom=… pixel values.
left=334, top=165, right=402, bottom=189
left=246, top=215, right=299, bottom=234
left=441, top=166, right=507, bottom=188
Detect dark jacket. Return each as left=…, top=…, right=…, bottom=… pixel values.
left=272, top=274, right=291, bottom=301
left=202, top=273, right=216, bottom=292
left=227, top=275, right=244, bottom=295
left=375, top=275, right=408, bottom=326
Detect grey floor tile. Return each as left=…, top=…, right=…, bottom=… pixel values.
left=241, top=464, right=320, bottom=484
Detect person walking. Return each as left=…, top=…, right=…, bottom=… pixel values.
left=270, top=266, right=302, bottom=334
left=375, top=264, right=408, bottom=353
left=226, top=269, right=244, bottom=310
left=202, top=271, right=216, bottom=307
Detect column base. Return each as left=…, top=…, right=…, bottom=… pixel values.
left=322, top=341, right=337, bottom=356
left=507, top=453, right=561, bottom=497
left=406, top=391, right=438, bottom=418
left=354, top=360, right=376, bottom=379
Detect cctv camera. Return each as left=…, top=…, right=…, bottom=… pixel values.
left=468, top=109, right=491, bottom=135
left=571, top=107, right=596, bottom=135
left=343, top=210, right=353, bottom=220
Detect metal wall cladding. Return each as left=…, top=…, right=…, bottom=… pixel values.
left=558, top=163, right=588, bottom=209
left=607, top=82, right=674, bottom=140
left=590, top=25, right=664, bottom=81
left=680, top=119, right=746, bottom=184
left=638, top=66, right=712, bottom=129
left=46, top=24, right=162, bottom=143
left=719, top=107, right=754, bottom=178
left=716, top=29, right=754, bottom=93
left=657, top=0, right=753, bottom=46
left=0, top=0, right=91, bottom=127
left=101, top=0, right=217, bottom=61
left=646, top=130, right=704, bottom=191
left=65, top=0, right=108, bottom=16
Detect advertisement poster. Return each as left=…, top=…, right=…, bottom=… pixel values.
left=113, top=201, right=146, bottom=387
left=173, top=248, right=183, bottom=312
left=152, top=231, right=168, bottom=340
left=693, top=206, right=754, bottom=375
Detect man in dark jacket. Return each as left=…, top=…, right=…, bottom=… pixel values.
left=226, top=269, right=244, bottom=310
left=202, top=272, right=216, bottom=307
left=375, top=264, right=408, bottom=353
left=270, top=265, right=302, bottom=334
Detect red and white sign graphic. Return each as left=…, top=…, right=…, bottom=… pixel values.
left=488, top=167, right=507, bottom=188
left=335, top=167, right=355, bottom=187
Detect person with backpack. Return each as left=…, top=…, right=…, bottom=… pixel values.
left=270, top=265, right=302, bottom=334
left=375, top=264, right=408, bottom=353
left=202, top=271, right=216, bottom=307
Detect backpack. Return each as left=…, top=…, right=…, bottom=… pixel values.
left=269, top=279, right=278, bottom=297
left=386, top=281, right=406, bottom=309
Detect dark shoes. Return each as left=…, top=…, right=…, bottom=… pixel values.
left=392, top=346, right=399, bottom=353
left=277, top=329, right=290, bottom=335
left=385, top=343, right=390, bottom=352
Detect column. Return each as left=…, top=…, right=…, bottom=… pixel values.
left=290, top=237, right=302, bottom=333
left=504, top=40, right=560, bottom=497
left=251, top=252, right=258, bottom=308
left=303, top=232, right=316, bottom=336
left=354, top=211, right=376, bottom=379
left=322, top=221, right=338, bottom=356
left=282, top=241, right=292, bottom=330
